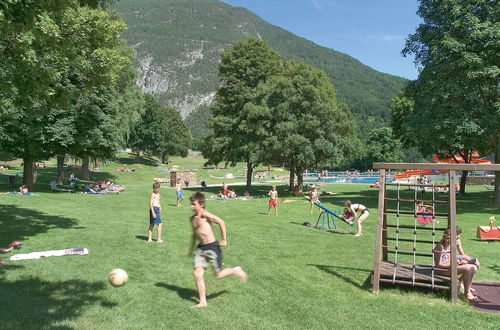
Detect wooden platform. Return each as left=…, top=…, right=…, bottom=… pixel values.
left=378, top=261, right=451, bottom=290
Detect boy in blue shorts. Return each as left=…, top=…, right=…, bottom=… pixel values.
left=148, top=181, right=163, bottom=242
left=176, top=179, right=184, bottom=207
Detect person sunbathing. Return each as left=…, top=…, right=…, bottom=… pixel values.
left=19, top=185, right=29, bottom=195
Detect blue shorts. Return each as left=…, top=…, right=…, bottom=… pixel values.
left=176, top=191, right=184, bottom=199
left=150, top=206, right=161, bottom=225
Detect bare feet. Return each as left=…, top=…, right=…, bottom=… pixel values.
left=353, top=233, right=362, bottom=237
left=465, top=292, right=479, bottom=302
left=147, top=240, right=152, bottom=243
left=459, top=282, right=476, bottom=293
left=191, top=301, right=208, bottom=308
left=157, top=240, right=163, bottom=243
left=234, top=266, right=248, bottom=283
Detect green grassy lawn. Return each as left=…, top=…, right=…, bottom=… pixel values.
left=0, top=155, right=499, bottom=329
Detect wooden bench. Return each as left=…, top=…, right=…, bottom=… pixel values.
left=377, top=261, right=451, bottom=290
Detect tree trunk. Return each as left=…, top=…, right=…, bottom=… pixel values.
left=22, top=157, right=35, bottom=190
left=82, top=156, right=90, bottom=181
left=289, top=167, right=295, bottom=191
left=459, top=170, right=468, bottom=195
left=296, top=167, right=304, bottom=191
left=494, top=132, right=500, bottom=204
left=245, top=162, right=253, bottom=193
left=56, top=155, right=65, bottom=185
left=161, top=153, right=166, bottom=164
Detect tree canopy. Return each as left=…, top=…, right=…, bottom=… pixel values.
left=208, top=38, right=282, bottom=191
left=395, top=0, right=499, bottom=199
left=248, top=60, right=357, bottom=189
left=0, top=0, right=135, bottom=187
left=129, top=95, right=191, bottom=163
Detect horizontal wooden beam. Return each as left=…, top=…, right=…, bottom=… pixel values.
left=373, top=162, right=500, bottom=171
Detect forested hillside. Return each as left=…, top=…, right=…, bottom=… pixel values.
left=112, top=0, right=408, bottom=138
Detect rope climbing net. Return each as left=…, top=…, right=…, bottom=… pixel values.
left=371, top=162, right=500, bottom=304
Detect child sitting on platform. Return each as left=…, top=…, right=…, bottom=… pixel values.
left=433, top=227, right=480, bottom=302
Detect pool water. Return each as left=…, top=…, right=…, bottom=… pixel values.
left=304, top=173, right=392, bottom=184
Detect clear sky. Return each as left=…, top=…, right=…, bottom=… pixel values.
left=219, top=0, right=422, bottom=80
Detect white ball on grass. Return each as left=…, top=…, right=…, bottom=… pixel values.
left=108, top=268, right=129, bottom=287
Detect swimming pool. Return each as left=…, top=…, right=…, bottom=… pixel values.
left=304, top=173, right=392, bottom=184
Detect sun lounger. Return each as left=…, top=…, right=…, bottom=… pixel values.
left=50, top=181, right=74, bottom=193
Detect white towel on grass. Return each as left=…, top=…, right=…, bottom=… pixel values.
left=10, top=248, right=88, bottom=261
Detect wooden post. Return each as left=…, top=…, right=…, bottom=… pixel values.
left=449, top=170, right=458, bottom=304
left=372, top=169, right=386, bottom=294
left=382, top=201, right=388, bottom=261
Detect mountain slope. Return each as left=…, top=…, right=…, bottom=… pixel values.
left=112, top=0, right=407, bottom=137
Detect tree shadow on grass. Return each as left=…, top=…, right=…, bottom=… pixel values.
left=0, top=277, right=116, bottom=329
left=34, top=167, right=119, bottom=190
left=117, top=154, right=158, bottom=167
left=290, top=222, right=353, bottom=235
left=184, top=185, right=292, bottom=198
left=0, top=263, right=23, bottom=275
left=487, top=264, right=500, bottom=274
left=308, top=264, right=372, bottom=290
left=0, top=205, right=79, bottom=246
left=155, top=282, right=227, bottom=303
left=0, top=167, right=120, bottom=193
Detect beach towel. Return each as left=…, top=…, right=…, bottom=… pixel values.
left=10, top=248, right=89, bottom=261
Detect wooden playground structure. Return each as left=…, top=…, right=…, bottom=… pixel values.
left=372, top=163, right=500, bottom=304
left=169, top=170, right=196, bottom=188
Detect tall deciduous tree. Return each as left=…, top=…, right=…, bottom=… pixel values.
left=129, top=95, right=191, bottom=163
left=247, top=61, right=357, bottom=190
left=208, top=38, right=282, bottom=192
left=0, top=0, right=134, bottom=188
left=364, top=128, right=405, bottom=167
left=399, top=0, right=499, bottom=199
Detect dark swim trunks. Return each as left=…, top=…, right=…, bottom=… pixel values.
left=193, top=241, right=222, bottom=273
left=150, top=206, right=161, bottom=225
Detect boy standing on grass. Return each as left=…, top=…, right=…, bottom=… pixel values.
left=148, top=181, right=163, bottom=243
left=188, top=192, right=248, bottom=308
left=175, top=179, right=184, bottom=207
left=267, top=185, right=278, bottom=215
left=309, top=186, right=320, bottom=214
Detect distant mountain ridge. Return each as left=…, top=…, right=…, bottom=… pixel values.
left=112, top=0, right=407, bottom=137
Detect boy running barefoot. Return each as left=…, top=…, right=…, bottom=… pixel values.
left=267, top=186, right=278, bottom=215
left=189, top=192, right=248, bottom=308
left=148, top=182, right=163, bottom=243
